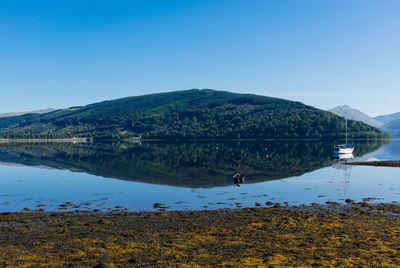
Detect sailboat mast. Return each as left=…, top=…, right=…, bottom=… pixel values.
left=345, top=116, right=348, bottom=145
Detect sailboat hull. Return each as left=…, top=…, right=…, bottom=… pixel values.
left=334, top=147, right=354, bottom=154
left=333, top=116, right=354, bottom=155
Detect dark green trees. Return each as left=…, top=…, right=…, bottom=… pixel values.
left=0, top=89, right=390, bottom=140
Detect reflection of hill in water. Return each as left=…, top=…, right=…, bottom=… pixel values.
left=353, top=140, right=400, bottom=161
left=0, top=141, right=387, bottom=188
left=381, top=140, right=400, bottom=159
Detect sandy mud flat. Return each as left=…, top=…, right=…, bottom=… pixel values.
left=1, top=203, right=400, bottom=267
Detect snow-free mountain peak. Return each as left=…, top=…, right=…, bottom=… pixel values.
left=329, top=105, right=384, bottom=128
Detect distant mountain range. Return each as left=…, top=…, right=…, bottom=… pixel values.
left=0, top=89, right=388, bottom=140
left=330, top=105, right=400, bottom=138
left=380, top=118, right=400, bottom=138
left=373, top=112, right=400, bottom=138
left=329, top=105, right=383, bottom=128
left=374, top=112, right=400, bottom=125
left=0, top=108, right=55, bottom=118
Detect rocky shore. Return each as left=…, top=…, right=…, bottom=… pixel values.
left=344, top=160, right=400, bottom=167
left=1, top=203, right=400, bottom=267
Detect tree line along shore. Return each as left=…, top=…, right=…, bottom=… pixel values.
left=0, top=137, right=90, bottom=143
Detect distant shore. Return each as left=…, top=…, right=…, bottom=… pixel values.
left=133, top=137, right=396, bottom=142
left=0, top=137, right=90, bottom=143
left=0, top=137, right=396, bottom=143
left=344, top=160, right=400, bottom=167
left=1, top=203, right=400, bottom=266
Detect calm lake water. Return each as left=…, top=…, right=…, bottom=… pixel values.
left=0, top=140, right=399, bottom=212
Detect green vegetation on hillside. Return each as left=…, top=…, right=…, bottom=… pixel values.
left=0, top=89, right=389, bottom=139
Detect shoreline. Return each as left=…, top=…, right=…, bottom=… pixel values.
left=0, top=137, right=397, bottom=143
left=344, top=160, right=400, bottom=167
left=0, top=138, right=90, bottom=143
left=1, top=203, right=400, bottom=266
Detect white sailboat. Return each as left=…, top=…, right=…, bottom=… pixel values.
left=334, top=116, right=354, bottom=155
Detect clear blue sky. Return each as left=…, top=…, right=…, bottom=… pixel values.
left=1, top=0, right=399, bottom=116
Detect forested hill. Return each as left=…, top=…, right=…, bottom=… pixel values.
left=0, top=89, right=389, bottom=140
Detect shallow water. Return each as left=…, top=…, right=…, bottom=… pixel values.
left=0, top=140, right=399, bottom=212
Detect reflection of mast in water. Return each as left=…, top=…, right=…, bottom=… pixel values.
left=333, top=153, right=354, bottom=194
